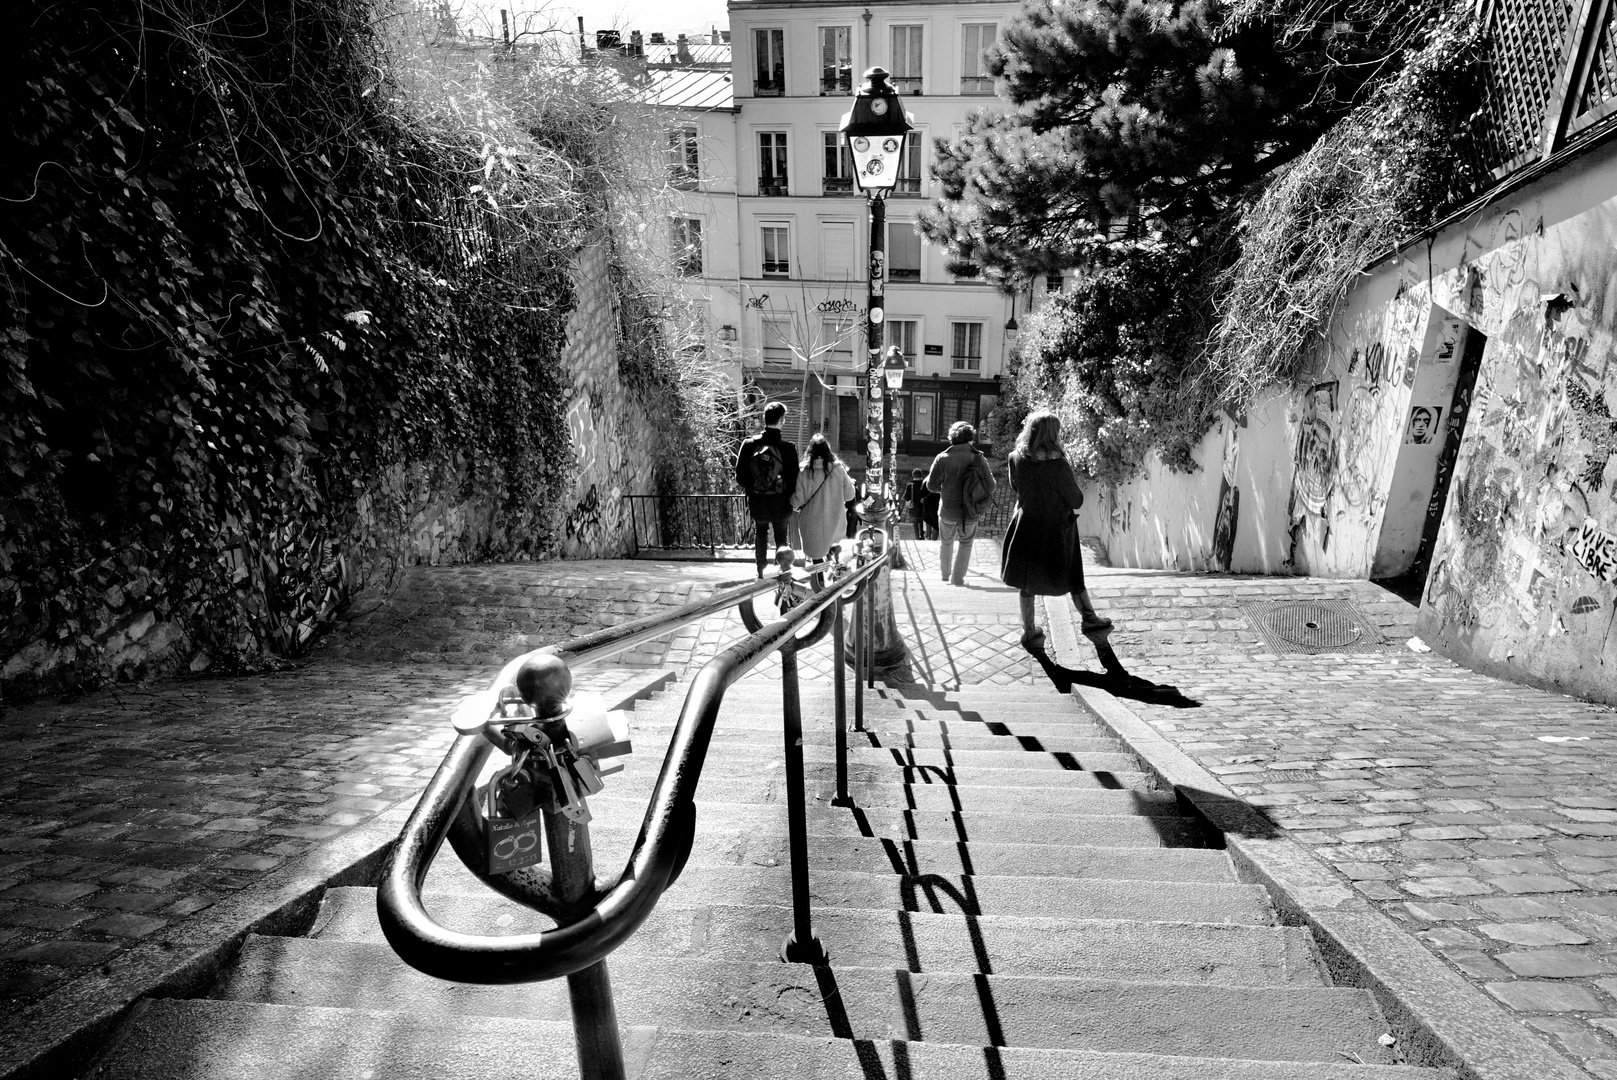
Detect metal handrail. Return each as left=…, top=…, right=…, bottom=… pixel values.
left=377, top=540, right=888, bottom=986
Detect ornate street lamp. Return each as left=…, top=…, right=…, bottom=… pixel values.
left=840, top=68, right=913, bottom=664
left=839, top=66, right=914, bottom=511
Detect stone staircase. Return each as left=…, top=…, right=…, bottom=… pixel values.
left=80, top=679, right=1451, bottom=1079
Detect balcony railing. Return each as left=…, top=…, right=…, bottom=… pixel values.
left=892, top=76, right=923, bottom=95
left=761, top=260, right=790, bottom=276
left=890, top=266, right=920, bottom=280
left=758, top=179, right=789, bottom=197
left=754, top=80, right=783, bottom=97
left=820, top=74, right=852, bottom=95
left=892, top=177, right=921, bottom=197
left=822, top=177, right=854, bottom=195
left=960, top=75, right=994, bottom=95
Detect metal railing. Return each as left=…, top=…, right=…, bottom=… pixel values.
left=624, top=493, right=757, bottom=555
left=377, top=530, right=893, bottom=1079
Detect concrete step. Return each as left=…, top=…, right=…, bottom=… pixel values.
left=635, top=720, right=1125, bottom=756
left=595, top=767, right=1184, bottom=814
left=311, top=893, right=1309, bottom=985
left=566, top=825, right=1239, bottom=883
left=635, top=703, right=1119, bottom=741
left=88, top=998, right=1443, bottom=1080
left=332, top=867, right=1275, bottom=929
left=581, top=795, right=1201, bottom=847
left=211, top=942, right=1397, bottom=1064
left=623, top=739, right=1147, bottom=776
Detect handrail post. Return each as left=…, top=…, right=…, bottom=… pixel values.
left=527, top=660, right=626, bottom=1080
left=853, top=569, right=865, bottom=732
left=778, top=639, right=828, bottom=965
left=831, top=587, right=852, bottom=808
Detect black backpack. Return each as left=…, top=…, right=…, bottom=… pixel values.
left=961, top=454, right=994, bottom=519
left=749, top=442, right=785, bottom=495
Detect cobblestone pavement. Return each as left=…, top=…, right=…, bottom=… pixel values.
left=1046, top=556, right=1617, bottom=1077
left=0, top=561, right=745, bottom=1009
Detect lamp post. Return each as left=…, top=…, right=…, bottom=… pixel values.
left=881, top=345, right=906, bottom=497
left=841, top=67, right=912, bottom=666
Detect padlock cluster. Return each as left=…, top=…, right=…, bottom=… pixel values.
left=479, top=682, right=633, bottom=876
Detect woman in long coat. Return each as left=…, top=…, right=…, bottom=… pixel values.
left=792, top=434, right=858, bottom=561
left=1000, top=411, right=1113, bottom=650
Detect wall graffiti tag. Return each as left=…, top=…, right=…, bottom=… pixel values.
left=1291, top=381, right=1338, bottom=516
left=565, top=484, right=603, bottom=539
left=566, top=397, right=598, bottom=478
left=1567, top=518, right=1617, bottom=584
left=816, top=298, right=862, bottom=315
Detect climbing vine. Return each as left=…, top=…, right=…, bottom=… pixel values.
left=0, top=0, right=712, bottom=693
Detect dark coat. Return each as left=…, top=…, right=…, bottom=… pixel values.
left=1000, top=451, right=1087, bottom=595
left=924, top=443, right=994, bottom=522
left=734, top=428, right=800, bottom=521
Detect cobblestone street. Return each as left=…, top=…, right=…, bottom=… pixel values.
left=1052, top=553, right=1617, bottom=1076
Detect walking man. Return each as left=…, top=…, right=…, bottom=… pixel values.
left=925, top=421, right=995, bottom=586
left=735, top=401, right=801, bottom=578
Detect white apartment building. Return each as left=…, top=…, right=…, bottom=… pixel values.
left=652, top=1, right=1034, bottom=455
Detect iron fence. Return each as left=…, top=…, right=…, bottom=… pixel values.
left=625, top=494, right=758, bottom=556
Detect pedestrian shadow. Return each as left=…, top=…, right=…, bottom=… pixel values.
left=1025, top=644, right=1200, bottom=709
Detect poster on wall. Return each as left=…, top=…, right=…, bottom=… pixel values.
left=1568, top=518, right=1617, bottom=584
left=1406, top=405, right=1443, bottom=445
left=1434, top=319, right=1463, bottom=364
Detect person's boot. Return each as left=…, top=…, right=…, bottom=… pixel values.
left=1018, top=593, right=1045, bottom=650
left=1075, top=589, right=1113, bottom=635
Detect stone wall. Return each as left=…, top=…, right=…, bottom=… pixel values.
left=1078, top=139, right=1617, bottom=705
left=1, top=242, right=659, bottom=699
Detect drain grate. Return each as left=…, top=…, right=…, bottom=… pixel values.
left=1240, top=599, right=1385, bottom=654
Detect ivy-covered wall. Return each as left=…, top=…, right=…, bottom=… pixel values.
left=0, top=2, right=706, bottom=700
left=1078, top=138, right=1617, bottom=705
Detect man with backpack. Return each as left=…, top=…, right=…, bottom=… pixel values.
left=924, top=420, right=995, bottom=586
left=735, top=400, right=801, bottom=578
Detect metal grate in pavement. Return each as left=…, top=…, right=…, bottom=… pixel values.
left=1239, top=599, right=1385, bottom=654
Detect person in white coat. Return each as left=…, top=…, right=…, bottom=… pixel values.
left=792, top=434, right=857, bottom=561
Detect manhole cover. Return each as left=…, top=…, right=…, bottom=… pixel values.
left=1240, top=600, right=1385, bottom=654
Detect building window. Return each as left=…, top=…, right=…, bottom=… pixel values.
left=951, top=321, right=983, bottom=372
left=759, top=132, right=789, bottom=195
left=1046, top=273, right=1063, bottom=291
left=821, top=220, right=855, bottom=280
left=889, top=319, right=921, bottom=365
left=671, top=216, right=703, bottom=277
left=910, top=391, right=936, bottom=438
left=822, top=131, right=854, bottom=194
left=761, top=315, right=795, bottom=366
left=891, top=25, right=923, bottom=94
left=894, top=135, right=922, bottom=195
left=819, top=26, right=853, bottom=95
left=761, top=224, right=791, bottom=276
left=669, top=126, right=699, bottom=186
left=820, top=317, right=855, bottom=367
left=941, top=395, right=979, bottom=428
left=961, top=23, right=997, bottom=94
left=754, top=28, right=784, bottom=95
left=888, top=222, right=921, bottom=280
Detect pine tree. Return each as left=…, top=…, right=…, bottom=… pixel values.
left=919, top=0, right=1366, bottom=280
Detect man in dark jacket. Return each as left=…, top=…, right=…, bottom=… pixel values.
left=735, top=401, right=801, bottom=577
left=924, top=420, right=994, bottom=586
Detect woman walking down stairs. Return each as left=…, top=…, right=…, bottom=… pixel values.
left=82, top=676, right=1446, bottom=1079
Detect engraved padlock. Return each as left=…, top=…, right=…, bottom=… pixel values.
left=484, top=755, right=545, bottom=875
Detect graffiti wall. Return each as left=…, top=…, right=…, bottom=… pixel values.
left=1079, top=141, right=1617, bottom=703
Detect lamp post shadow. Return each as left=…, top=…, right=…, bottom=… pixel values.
left=1025, top=630, right=1201, bottom=710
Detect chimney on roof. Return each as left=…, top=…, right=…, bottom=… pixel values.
left=649, top=31, right=666, bottom=44
left=676, top=32, right=693, bottom=64
left=720, top=29, right=731, bottom=44
left=629, top=29, right=644, bottom=58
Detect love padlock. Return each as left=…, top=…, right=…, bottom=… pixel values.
left=484, top=754, right=545, bottom=875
